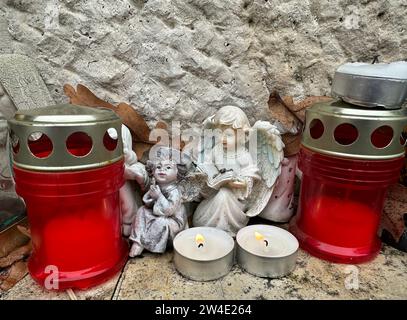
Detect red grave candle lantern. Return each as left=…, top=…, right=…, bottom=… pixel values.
left=8, top=104, right=128, bottom=289
left=290, top=63, right=407, bottom=264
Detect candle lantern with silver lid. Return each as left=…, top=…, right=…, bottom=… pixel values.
left=8, top=104, right=128, bottom=289
left=290, top=62, right=407, bottom=264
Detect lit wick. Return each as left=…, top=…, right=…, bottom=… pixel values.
left=255, top=231, right=269, bottom=247
left=195, top=233, right=205, bottom=249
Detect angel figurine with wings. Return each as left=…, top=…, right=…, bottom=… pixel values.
left=186, top=106, right=285, bottom=235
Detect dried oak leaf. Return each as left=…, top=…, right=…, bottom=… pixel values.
left=268, top=91, right=302, bottom=135
left=116, top=102, right=151, bottom=142
left=0, top=241, right=32, bottom=268
left=268, top=91, right=332, bottom=156
left=63, top=84, right=154, bottom=160
left=282, top=95, right=332, bottom=123
left=0, top=220, right=30, bottom=259
left=381, top=183, right=407, bottom=241
left=0, top=261, right=28, bottom=291
left=282, top=134, right=302, bottom=158
left=64, top=83, right=114, bottom=109
left=16, top=225, right=31, bottom=238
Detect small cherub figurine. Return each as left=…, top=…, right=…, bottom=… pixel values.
left=129, top=147, right=188, bottom=257
left=190, top=106, right=285, bottom=235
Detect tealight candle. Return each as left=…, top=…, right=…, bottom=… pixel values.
left=173, top=227, right=235, bottom=281
left=236, top=225, right=299, bottom=278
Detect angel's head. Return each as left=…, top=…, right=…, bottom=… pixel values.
left=208, top=106, right=251, bottom=150
left=146, top=147, right=188, bottom=185
left=211, top=106, right=251, bottom=131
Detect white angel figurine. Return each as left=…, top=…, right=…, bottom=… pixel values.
left=190, top=106, right=285, bottom=235
left=118, top=125, right=149, bottom=237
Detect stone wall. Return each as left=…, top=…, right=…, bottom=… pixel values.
left=0, top=0, right=406, bottom=125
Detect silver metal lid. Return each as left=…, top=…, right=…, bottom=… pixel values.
left=302, top=100, right=407, bottom=160
left=331, top=62, right=407, bottom=109
left=8, top=104, right=123, bottom=171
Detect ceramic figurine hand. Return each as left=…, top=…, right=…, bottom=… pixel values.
left=125, top=164, right=147, bottom=186
left=149, top=185, right=162, bottom=200
left=141, top=191, right=155, bottom=207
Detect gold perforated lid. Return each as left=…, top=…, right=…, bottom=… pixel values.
left=302, top=100, right=407, bottom=160
left=8, top=104, right=123, bottom=171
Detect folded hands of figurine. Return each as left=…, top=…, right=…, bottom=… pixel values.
left=149, top=185, right=162, bottom=199
left=142, top=189, right=157, bottom=207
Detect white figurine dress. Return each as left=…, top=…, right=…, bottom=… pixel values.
left=192, top=144, right=259, bottom=235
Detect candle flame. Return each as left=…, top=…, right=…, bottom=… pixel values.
left=255, top=231, right=269, bottom=247
left=195, top=233, right=205, bottom=245
left=254, top=232, right=264, bottom=241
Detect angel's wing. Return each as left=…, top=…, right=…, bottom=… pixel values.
left=245, top=121, right=285, bottom=217
left=250, top=121, right=285, bottom=188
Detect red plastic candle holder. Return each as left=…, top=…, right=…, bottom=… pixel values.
left=290, top=100, right=407, bottom=263
left=8, top=105, right=128, bottom=289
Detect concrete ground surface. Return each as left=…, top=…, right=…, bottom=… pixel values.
left=1, top=244, right=406, bottom=300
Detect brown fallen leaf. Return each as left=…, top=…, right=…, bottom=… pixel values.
left=282, top=133, right=302, bottom=158
left=63, top=84, right=155, bottom=160
left=117, top=102, right=151, bottom=142
left=0, top=241, right=32, bottom=268
left=268, top=91, right=332, bottom=156
left=0, top=261, right=28, bottom=291
left=0, top=220, right=30, bottom=259
left=64, top=84, right=150, bottom=141
left=268, top=91, right=302, bottom=135
left=16, top=225, right=31, bottom=238
left=282, top=95, right=332, bottom=123
left=63, top=83, right=84, bottom=106
left=134, top=142, right=154, bottom=163
left=381, top=183, right=407, bottom=242
left=65, top=83, right=114, bottom=109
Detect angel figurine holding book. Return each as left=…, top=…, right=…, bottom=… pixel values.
left=189, top=106, right=285, bottom=235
